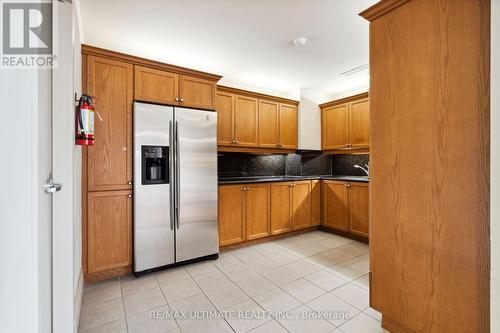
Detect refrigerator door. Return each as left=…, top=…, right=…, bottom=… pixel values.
left=134, top=102, right=175, bottom=272
left=175, top=108, right=218, bottom=262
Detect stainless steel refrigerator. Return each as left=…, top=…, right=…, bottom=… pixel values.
left=133, top=102, right=218, bottom=274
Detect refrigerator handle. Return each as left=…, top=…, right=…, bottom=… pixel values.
left=175, top=120, right=180, bottom=229
left=169, top=120, right=174, bottom=230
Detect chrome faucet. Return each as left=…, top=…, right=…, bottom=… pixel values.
left=354, top=164, right=369, bottom=177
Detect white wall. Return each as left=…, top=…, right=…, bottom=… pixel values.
left=491, top=0, right=499, bottom=331
left=298, top=88, right=329, bottom=150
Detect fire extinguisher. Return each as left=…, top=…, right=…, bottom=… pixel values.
left=76, top=94, right=95, bottom=146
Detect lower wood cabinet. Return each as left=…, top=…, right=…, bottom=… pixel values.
left=322, top=180, right=369, bottom=238
left=311, top=180, right=321, bottom=226
left=271, top=181, right=311, bottom=235
left=218, top=183, right=270, bottom=246
left=322, top=181, right=349, bottom=231
left=87, top=190, right=132, bottom=275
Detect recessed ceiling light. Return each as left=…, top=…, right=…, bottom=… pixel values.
left=293, top=37, right=307, bottom=47
left=341, top=64, right=369, bottom=76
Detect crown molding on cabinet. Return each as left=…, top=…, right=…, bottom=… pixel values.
left=81, top=44, right=222, bottom=82
left=359, top=0, right=411, bottom=21
left=319, top=92, right=369, bottom=109
left=217, top=85, right=299, bottom=106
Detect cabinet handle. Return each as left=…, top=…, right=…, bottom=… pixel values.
left=175, top=97, right=179, bottom=102
left=235, top=140, right=239, bottom=144
left=180, top=98, right=184, bottom=102
left=128, top=194, right=132, bottom=198
left=128, top=181, right=132, bottom=185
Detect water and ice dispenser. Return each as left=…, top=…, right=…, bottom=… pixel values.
left=141, top=145, right=169, bottom=185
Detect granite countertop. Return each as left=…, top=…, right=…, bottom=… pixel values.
left=218, top=175, right=369, bottom=184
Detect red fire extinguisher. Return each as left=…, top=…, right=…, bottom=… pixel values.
left=76, top=95, right=95, bottom=146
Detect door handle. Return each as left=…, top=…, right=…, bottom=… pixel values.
left=169, top=120, right=174, bottom=230
left=42, top=176, right=62, bottom=194
left=175, top=121, right=180, bottom=229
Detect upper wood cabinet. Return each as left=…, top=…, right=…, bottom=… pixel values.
left=179, top=75, right=216, bottom=110
left=321, top=93, right=369, bottom=151
left=348, top=183, right=369, bottom=237
left=135, top=66, right=179, bottom=105
left=218, top=185, right=245, bottom=246
left=217, top=86, right=299, bottom=152
left=87, top=55, right=133, bottom=191
left=349, top=98, right=369, bottom=148
left=258, top=99, right=279, bottom=148
left=216, top=92, right=234, bottom=146
left=278, top=103, right=298, bottom=149
left=87, top=190, right=132, bottom=274
left=134, top=65, right=216, bottom=110
left=234, top=95, right=259, bottom=146
left=322, top=181, right=349, bottom=231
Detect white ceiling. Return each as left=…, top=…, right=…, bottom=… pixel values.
left=80, top=0, right=377, bottom=103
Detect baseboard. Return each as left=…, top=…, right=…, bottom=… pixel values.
left=73, top=269, right=84, bottom=333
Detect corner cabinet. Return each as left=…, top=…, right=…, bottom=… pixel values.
left=217, top=86, right=299, bottom=152
left=321, top=93, right=369, bottom=152
left=82, top=45, right=221, bottom=282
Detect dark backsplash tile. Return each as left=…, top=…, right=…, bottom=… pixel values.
left=218, top=151, right=332, bottom=178
left=332, top=154, right=370, bottom=176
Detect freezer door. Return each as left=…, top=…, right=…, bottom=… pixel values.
left=133, top=102, right=175, bottom=272
left=175, top=108, right=218, bottom=262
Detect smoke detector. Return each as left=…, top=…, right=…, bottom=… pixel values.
left=293, top=37, right=307, bottom=47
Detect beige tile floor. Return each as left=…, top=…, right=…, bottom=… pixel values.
left=79, top=231, right=387, bottom=333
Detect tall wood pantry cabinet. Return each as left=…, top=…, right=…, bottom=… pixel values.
left=360, top=0, right=490, bottom=332
left=82, top=45, right=221, bottom=281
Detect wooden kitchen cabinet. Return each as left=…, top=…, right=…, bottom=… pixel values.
left=270, top=182, right=293, bottom=235
left=349, top=98, right=369, bottom=148
left=233, top=95, right=259, bottom=146
left=216, top=92, right=234, bottom=145
left=348, top=183, right=369, bottom=237
left=218, top=185, right=245, bottom=246
left=320, top=93, right=369, bottom=151
left=258, top=99, right=279, bottom=148
left=87, top=190, right=132, bottom=275
left=87, top=55, right=133, bottom=192
left=217, top=86, right=299, bottom=152
left=322, top=181, right=349, bottom=231
left=291, top=181, right=311, bottom=230
left=311, top=180, right=321, bottom=226
left=134, top=66, right=216, bottom=110
left=245, top=184, right=271, bottom=240
left=278, top=103, right=298, bottom=149
left=134, top=65, right=179, bottom=105
left=321, top=103, right=349, bottom=150
left=179, top=75, right=216, bottom=110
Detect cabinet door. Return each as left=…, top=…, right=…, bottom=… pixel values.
left=179, top=75, right=216, bottom=110
left=216, top=92, right=234, bottom=146
left=245, top=184, right=270, bottom=240
left=322, top=181, right=349, bottom=231
left=234, top=95, right=258, bottom=146
left=311, top=180, right=321, bottom=226
left=218, top=185, right=245, bottom=246
left=258, top=99, right=279, bottom=148
left=322, top=103, right=349, bottom=150
left=270, top=182, right=292, bottom=235
left=279, top=103, right=298, bottom=149
left=349, top=98, right=370, bottom=148
left=291, top=181, right=311, bottom=230
left=348, top=183, right=369, bottom=237
left=87, top=56, right=133, bottom=191
left=88, top=191, right=132, bottom=274
left=134, top=66, right=179, bottom=105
